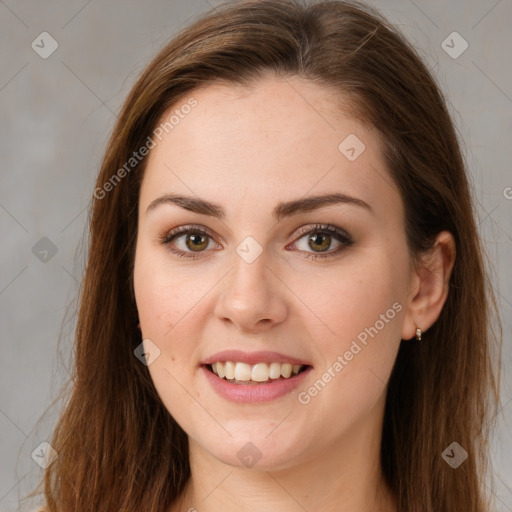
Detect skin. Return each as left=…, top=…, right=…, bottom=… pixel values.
left=133, top=76, right=456, bottom=512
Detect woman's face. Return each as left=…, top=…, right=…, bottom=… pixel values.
left=134, top=76, right=416, bottom=470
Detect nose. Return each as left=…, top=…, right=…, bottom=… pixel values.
left=214, top=251, right=288, bottom=333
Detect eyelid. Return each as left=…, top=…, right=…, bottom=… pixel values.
left=159, top=223, right=351, bottom=245
left=158, top=224, right=219, bottom=245
left=288, top=223, right=352, bottom=243
left=158, top=222, right=353, bottom=260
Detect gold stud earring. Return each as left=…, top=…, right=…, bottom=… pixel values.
left=415, top=327, right=422, bottom=341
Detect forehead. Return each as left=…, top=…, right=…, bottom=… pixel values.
left=139, top=76, right=401, bottom=220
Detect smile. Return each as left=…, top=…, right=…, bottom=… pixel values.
left=202, top=363, right=313, bottom=403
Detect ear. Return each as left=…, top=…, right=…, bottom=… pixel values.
left=401, top=231, right=456, bottom=340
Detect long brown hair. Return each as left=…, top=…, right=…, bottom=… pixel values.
left=25, top=0, right=502, bottom=510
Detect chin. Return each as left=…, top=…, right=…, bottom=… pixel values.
left=203, top=432, right=309, bottom=472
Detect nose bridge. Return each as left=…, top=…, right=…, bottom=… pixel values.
left=229, top=247, right=273, bottom=309
left=215, top=243, right=287, bottom=331
left=232, top=249, right=269, bottom=297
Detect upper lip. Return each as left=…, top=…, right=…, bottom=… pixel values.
left=201, top=350, right=312, bottom=367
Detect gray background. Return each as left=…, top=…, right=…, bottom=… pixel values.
left=0, top=1, right=511, bottom=511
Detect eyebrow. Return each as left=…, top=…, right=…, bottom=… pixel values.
left=146, top=192, right=373, bottom=220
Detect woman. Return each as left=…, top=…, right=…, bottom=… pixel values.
left=27, top=0, right=502, bottom=510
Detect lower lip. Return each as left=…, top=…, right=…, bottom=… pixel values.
left=201, top=365, right=313, bottom=404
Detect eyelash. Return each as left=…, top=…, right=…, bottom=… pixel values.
left=157, top=223, right=353, bottom=261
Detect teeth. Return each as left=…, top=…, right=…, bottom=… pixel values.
left=269, top=362, right=281, bottom=379
left=281, top=363, right=292, bottom=378
left=225, top=361, right=235, bottom=379
left=252, top=363, right=269, bottom=382
left=209, top=361, right=306, bottom=382
left=234, top=362, right=252, bottom=381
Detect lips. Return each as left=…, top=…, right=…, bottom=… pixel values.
left=201, top=363, right=313, bottom=403
left=200, top=350, right=313, bottom=402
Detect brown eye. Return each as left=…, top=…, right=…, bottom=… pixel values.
left=308, top=233, right=332, bottom=252
left=186, top=232, right=209, bottom=251
left=289, top=223, right=353, bottom=260
left=158, top=225, right=220, bottom=259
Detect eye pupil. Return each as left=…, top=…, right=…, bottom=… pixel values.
left=186, top=233, right=208, bottom=251
left=308, top=233, right=331, bottom=252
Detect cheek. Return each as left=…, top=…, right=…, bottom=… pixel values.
left=291, top=253, right=404, bottom=396
left=294, top=255, right=403, bottom=340
left=134, top=244, right=201, bottom=336
left=133, top=244, right=219, bottom=388
left=133, top=247, right=207, bottom=421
